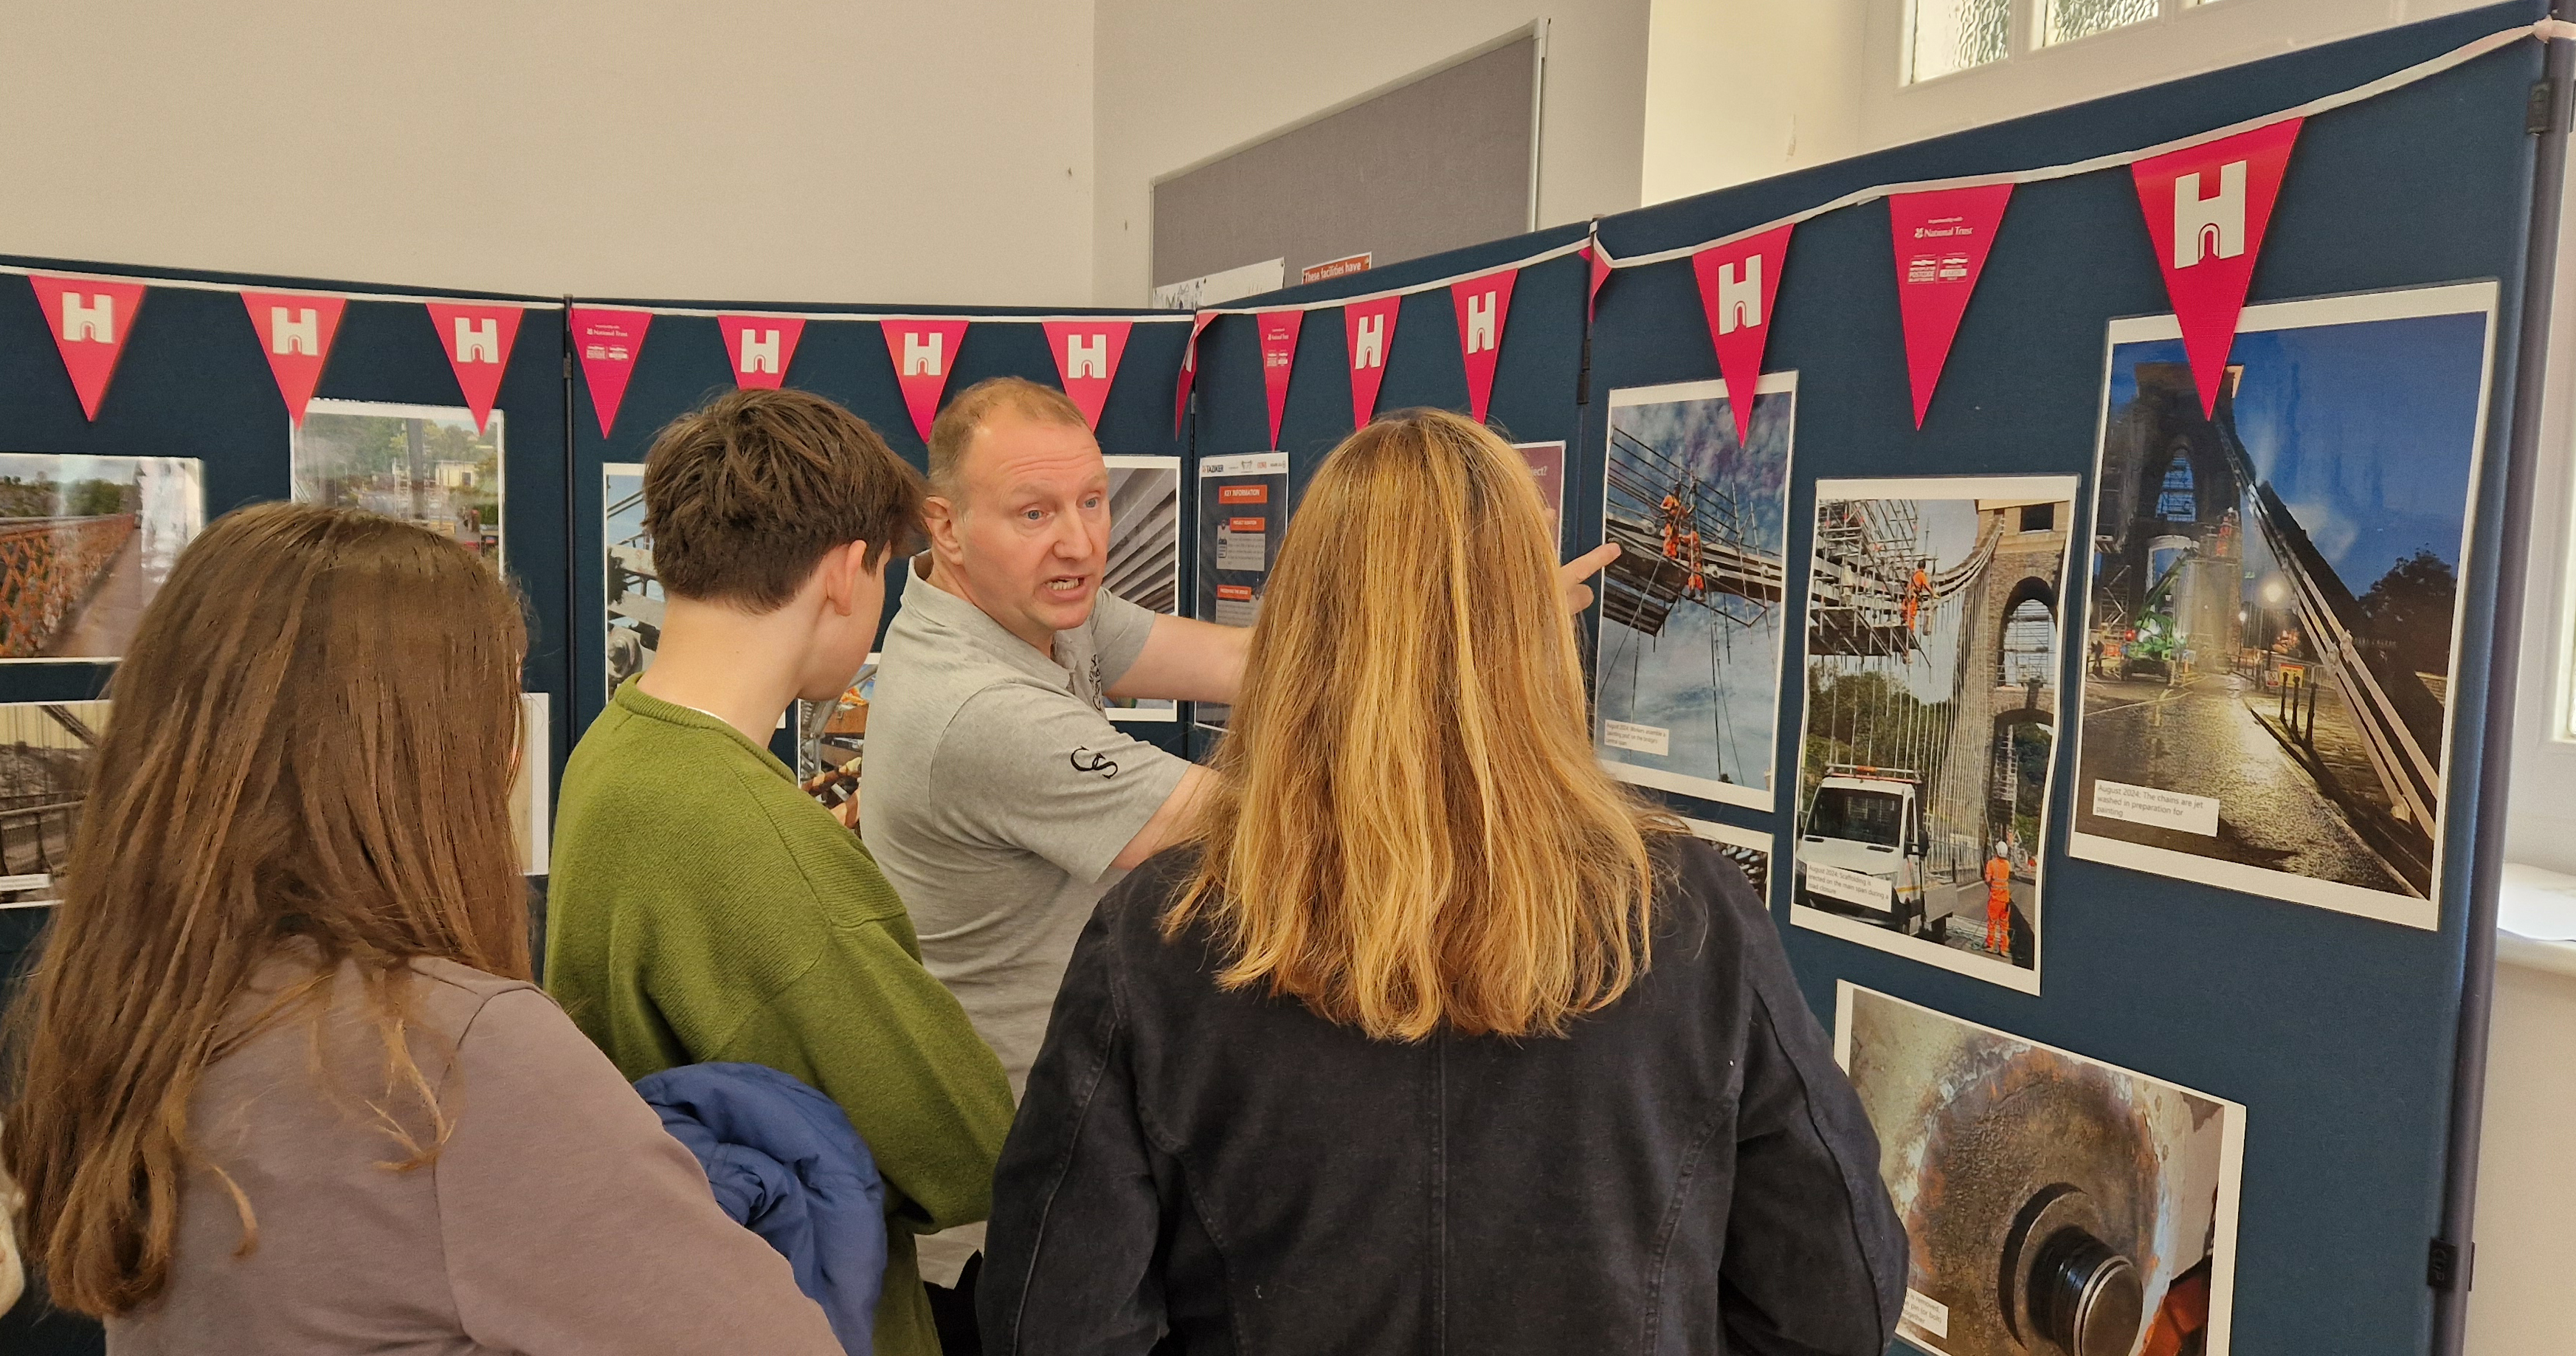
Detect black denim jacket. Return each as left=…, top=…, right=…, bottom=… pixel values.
left=978, top=837, right=1907, bottom=1355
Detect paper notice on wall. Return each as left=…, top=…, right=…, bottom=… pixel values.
left=1601, top=720, right=1669, bottom=756
left=2092, top=779, right=2220, bottom=837
left=1196, top=453, right=1291, bottom=732
left=1902, top=1289, right=1950, bottom=1340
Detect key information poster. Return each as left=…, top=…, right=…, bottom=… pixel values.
left=1104, top=455, right=1183, bottom=723
left=1836, top=983, right=2243, bottom=1356
left=2069, top=283, right=2494, bottom=929
left=1594, top=375, right=1797, bottom=810
left=1195, top=452, right=1288, bottom=732
left=1790, top=475, right=2076, bottom=997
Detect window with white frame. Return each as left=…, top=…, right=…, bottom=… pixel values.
left=1907, top=0, right=2230, bottom=84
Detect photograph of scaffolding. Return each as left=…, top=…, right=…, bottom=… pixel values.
left=603, top=463, right=658, bottom=701
left=2071, top=284, right=2493, bottom=929
left=1789, top=477, right=2076, bottom=994
left=1103, top=455, right=1181, bottom=722
left=0, top=455, right=202, bottom=662
left=1837, top=983, right=2242, bottom=1356
left=294, top=399, right=503, bottom=568
left=1594, top=376, right=1795, bottom=810
left=797, top=654, right=881, bottom=819
left=0, top=700, right=109, bottom=908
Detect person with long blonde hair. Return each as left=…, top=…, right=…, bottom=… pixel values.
left=978, top=409, right=1906, bottom=1355
left=1, top=503, right=841, bottom=1354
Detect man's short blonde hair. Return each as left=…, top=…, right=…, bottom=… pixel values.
left=928, top=376, right=1089, bottom=495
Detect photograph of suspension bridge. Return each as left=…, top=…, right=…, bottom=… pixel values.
left=603, top=463, right=658, bottom=701
left=0, top=455, right=201, bottom=662
left=294, top=399, right=503, bottom=568
left=1595, top=375, right=1795, bottom=810
left=1789, top=477, right=2075, bottom=994
left=2071, top=284, right=2493, bottom=929
left=1104, top=455, right=1181, bottom=722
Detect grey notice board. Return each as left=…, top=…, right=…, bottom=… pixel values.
left=1185, top=4, right=2561, bottom=1353
left=1151, top=30, right=1539, bottom=291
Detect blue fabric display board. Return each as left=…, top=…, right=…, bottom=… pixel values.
left=0, top=255, right=568, bottom=989
left=1186, top=6, right=2562, bottom=1354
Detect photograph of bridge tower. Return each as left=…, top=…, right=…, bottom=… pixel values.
left=1789, top=477, right=2076, bottom=994
left=2071, top=284, right=2494, bottom=929
left=294, top=399, right=503, bottom=568
left=602, top=462, right=657, bottom=701
left=1595, top=375, right=1795, bottom=810
left=0, top=454, right=203, bottom=661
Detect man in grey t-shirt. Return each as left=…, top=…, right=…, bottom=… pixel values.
left=864, top=377, right=1245, bottom=1092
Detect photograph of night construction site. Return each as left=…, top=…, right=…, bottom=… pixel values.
left=1836, top=983, right=2242, bottom=1356
left=2071, top=283, right=2494, bottom=928
left=0, top=455, right=201, bottom=662
left=294, top=399, right=503, bottom=568
left=603, top=462, right=657, bottom=701
left=1790, top=477, right=2076, bottom=994
left=1595, top=375, right=1795, bottom=810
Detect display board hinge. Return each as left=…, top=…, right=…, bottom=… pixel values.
left=2528, top=78, right=2573, bottom=135
left=2426, top=1237, right=2471, bottom=1291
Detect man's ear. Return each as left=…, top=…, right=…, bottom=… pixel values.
left=922, top=493, right=964, bottom=559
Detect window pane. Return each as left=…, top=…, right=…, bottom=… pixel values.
left=1910, top=0, right=2010, bottom=83
left=2040, top=0, right=2160, bottom=47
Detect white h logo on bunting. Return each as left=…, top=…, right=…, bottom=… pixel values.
left=1041, top=320, right=1133, bottom=432
left=454, top=316, right=501, bottom=364
left=1351, top=313, right=1386, bottom=370
left=2172, top=160, right=2248, bottom=268
left=1463, top=291, right=1499, bottom=354
left=1716, top=257, right=1763, bottom=334
left=61, top=293, right=116, bottom=343
left=739, top=328, right=781, bottom=374
left=270, top=307, right=320, bottom=356
left=716, top=315, right=804, bottom=391
left=1064, top=332, right=1107, bottom=379
left=903, top=331, right=945, bottom=376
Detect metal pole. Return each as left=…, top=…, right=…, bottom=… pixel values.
left=2431, top=14, right=2572, bottom=1354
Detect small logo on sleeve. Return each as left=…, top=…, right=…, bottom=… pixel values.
left=1071, top=746, right=1120, bottom=778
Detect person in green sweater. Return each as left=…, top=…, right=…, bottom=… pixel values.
left=546, top=388, right=1013, bottom=1356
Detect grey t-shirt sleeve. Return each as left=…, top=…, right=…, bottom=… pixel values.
left=933, top=681, right=1190, bottom=886
left=1089, top=590, right=1161, bottom=689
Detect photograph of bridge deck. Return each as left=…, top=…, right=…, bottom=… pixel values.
left=1789, top=477, right=2075, bottom=995
left=0, top=701, right=109, bottom=992
left=0, top=455, right=202, bottom=662
left=2070, top=284, right=2494, bottom=930
left=1594, top=375, right=1794, bottom=811
left=603, top=463, right=657, bottom=701
left=294, top=399, right=503, bottom=571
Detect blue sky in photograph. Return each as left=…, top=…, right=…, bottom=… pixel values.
left=1598, top=388, right=1793, bottom=789
left=2106, top=308, right=2486, bottom=593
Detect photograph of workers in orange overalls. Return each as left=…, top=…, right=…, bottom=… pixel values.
left=1983, top=842, right=2014, bottom=955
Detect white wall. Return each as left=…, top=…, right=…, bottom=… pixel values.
left=1640, top=0, right=1868, bottom=205
left=0, top=1, right=1098, bottom=306
left=1090, top=0, right=1651, bottom=306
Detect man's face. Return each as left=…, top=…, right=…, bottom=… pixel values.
left=946, top=412, right=1111, bottom=644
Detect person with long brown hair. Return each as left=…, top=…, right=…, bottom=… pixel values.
left=0, top=503, right=841, bottom=1354
left=978, top=409, right=1907, bottom=1355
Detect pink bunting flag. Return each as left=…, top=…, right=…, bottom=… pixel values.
left=425, top=303, right=524, bottom=433
left=1888, top=184, right=2013, bottom=428
left=27, top=276, right=146, bottom=421
left=1689, top=224, right=1794, bottom=447
left=1449, top=268, right=1518, bottom=423
left=1175, top=310, right=1217, bottom=436
left=2132, top=117, right=2303, bottom=416
left=1257, top=309, right=1304, bottom=449
left=241, top=291, right=346, bottom=428
left=1041, top=320, right=1133, bottom=430
left=571, top=308, right=653, bottom=438
left=883, top=319, right=970, bottom=442
left=1586, top=243, right=1611, bottom=323
left=717, top=314, right=806, bottom=391
left=1342, top=295, right=1401, bottom=429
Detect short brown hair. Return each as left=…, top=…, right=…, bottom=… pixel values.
left=643, top=388, right=925, bottom=609
left=928, top=376, right=1088, bottom=495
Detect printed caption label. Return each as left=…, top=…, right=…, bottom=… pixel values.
left=1806, top=861, right=1893, bottom=910
left=1603, top=720, right=1670, bottom=756
left=2092, top=779, right=2220, bottom=837
left=1214, top=584, right=1260, bottom=628
left=1902, top=1289, right=1950, bottom=1339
